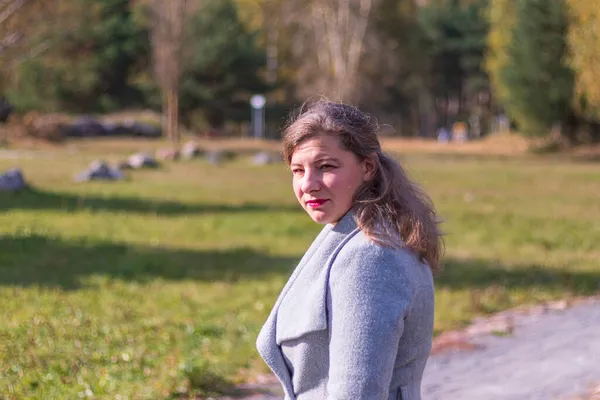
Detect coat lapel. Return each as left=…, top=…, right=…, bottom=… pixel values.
left=256, top=212, right=359, bottom=399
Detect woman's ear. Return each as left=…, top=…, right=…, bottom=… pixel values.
left=362, top=152, right=378, bottom=182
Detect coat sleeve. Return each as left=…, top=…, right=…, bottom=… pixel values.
left=326, top=241, right=415, bottom=400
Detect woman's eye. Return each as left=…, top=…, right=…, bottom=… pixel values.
left=320, top=164, right=335, bottom=170
left=292, top=169, right=303, bottom=174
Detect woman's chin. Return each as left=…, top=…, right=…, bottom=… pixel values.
left=306, top=208, right=332, bottom=224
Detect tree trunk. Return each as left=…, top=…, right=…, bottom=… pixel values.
left=150, top=0, right=187, bottom=146
left=561, top=112, right=580, bottom=146
left=162, top=90, right=170, bottom=142
left=168, top=88, right=179, bottom=144
left=590, top=121, right=600, bottom=143
left=310, top=0, right=373, bottom=102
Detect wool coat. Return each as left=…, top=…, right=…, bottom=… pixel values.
left=256, top=211, right=435, bottom=400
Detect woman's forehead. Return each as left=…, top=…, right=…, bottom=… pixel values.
left=290, top=136, right=348, bottom=162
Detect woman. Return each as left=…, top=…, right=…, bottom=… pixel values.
left=256, top=100, right=443, bottom=400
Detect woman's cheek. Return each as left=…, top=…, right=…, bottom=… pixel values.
left=323, top=173, right=341, bottom=193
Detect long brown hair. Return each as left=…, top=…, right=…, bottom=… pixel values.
left=282, top=100, right=444, bottom=273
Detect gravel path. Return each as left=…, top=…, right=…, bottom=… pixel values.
left=220, top=297, right=600, bottom=400
left=422, top=297, right=600, bottom=400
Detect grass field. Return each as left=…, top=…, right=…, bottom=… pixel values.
left=1, top=138, right=599, bottom=399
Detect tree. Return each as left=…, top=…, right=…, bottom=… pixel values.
left=76, top=0, right=148, bottom=111
left=485, top=0, right=518, bottom=106
left=370, top=0, right=490, bottom=136
left=419, top=0, right=490, bottom=130
left=234, top=0, right=286, bottom=87
left=566, top=0, right=600, bottom=120
left=498, top=0, right=573, bottom=138
left=148, top=0, right=189, bottom=143
left=368, top=0, right=431, bottom=135
left=310, top=0, right=374, bottom=102
left=0, top=0, right=68, bottom=91
left=7, top=0, right=147, bottom=113
left=254, top=0, right=376, bottom=104
left=0, top=0, right=30, bottom=58
left=179, top=0, right=268, bottom=129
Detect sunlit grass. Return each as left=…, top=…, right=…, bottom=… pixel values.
left=0, top=143, right=598, bottom=398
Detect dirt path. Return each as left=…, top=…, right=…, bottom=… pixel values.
left=422, top=297, right=600, bottom=400
left=219, top=297, right=600, bottom=400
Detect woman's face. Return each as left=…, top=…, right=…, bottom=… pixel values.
left=290, top=135, right=375, bottom=225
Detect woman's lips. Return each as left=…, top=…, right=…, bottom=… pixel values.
left=306, top=199, right=328, bottom=208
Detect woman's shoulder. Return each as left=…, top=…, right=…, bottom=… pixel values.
left=331, top=230, right=433, bottom=288
left=337, top=229, right=421, bottom=266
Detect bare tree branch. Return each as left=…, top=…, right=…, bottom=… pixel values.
left=325, top=1, right=345, bottom=80
left=0, top=0, right=26, bottom=26
left=14, top=38, right=50, bottom=64
left=347, top=0, right=372, bottom=91
left=311, top=3, right=330, bottom=70
left=309, top=0, right=373, bottom=101
left=0, top=31, right=22, bottom=53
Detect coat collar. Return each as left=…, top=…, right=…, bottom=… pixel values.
left=256, top=210, right=359, bottom=399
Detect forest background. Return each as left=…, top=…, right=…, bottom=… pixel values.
left=1, top=0, right=600, bottom=146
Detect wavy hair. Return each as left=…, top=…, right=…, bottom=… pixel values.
left=282, top=100, right=444, bottom=272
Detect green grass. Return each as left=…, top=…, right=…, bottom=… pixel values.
left=0, top=143, right=599, bottom=399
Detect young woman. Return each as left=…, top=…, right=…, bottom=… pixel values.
left=257, top=100, right=443, bottom=400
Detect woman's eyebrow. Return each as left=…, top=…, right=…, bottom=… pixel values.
left=290, top=156, right=340, bottom=166
left=315, top=156, right=341, bottom=163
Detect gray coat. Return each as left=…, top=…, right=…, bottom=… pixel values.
left=256, top=211, right=435, bottom=400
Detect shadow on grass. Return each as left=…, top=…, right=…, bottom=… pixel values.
left=178, top=361, right=284, bottom=400
left=0, top=188, right=298, bottom=215
left=0, top=234, right=297, bottom=289
left=437, top=257, right=600, bottom=295
left=2, top=233, right=598, bottom=296
left=569, top=154, right=600, bottom=163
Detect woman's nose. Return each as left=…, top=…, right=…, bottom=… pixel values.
left=301, top=170, right=321, bottom=193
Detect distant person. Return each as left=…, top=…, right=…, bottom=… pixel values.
left=257, top=100, right=443, bottom=400
left=0, top=96, right=13, bottom=123
left=452, top=121, right=468, bottom=142
left=437, top=126, right=450, bottom=143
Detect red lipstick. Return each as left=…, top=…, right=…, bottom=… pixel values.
left=306, top=199, right=328, bottom=208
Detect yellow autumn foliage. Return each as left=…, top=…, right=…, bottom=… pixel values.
left=485, top=0, right=518, bottom=105
left=566, top=0, right=600, bottom=117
